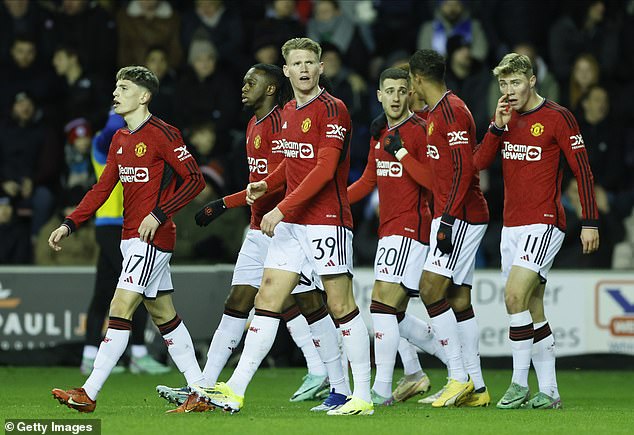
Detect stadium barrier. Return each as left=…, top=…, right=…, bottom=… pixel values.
left=0, top=266, right=632, bottom=362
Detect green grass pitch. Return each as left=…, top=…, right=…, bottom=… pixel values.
left=0, top=367, right=631, bottom=434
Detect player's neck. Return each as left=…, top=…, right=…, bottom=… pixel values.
left=387, top=110, right=413, bottom=128
left=294, top=86, right=321, bottom=106
left=424, top=83, right=448, bottom=109
left=124, top=107, right=151, bottom=131
left=255, top=102, right=276, bottom=120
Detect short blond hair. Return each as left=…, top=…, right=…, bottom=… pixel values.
left=281, top=37, right=322, bottom=62
left=493, top=53, right=533, bottom=78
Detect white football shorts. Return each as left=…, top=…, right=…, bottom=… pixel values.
left=501, top=223, right=565, bottom=282
left=424, top=217, right=487, bottom=287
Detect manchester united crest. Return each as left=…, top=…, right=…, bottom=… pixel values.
left=301, top=118, right=311, bottom=133
left=135, top=142, right=147, bottom=157
left=254, top=135, right=261, bottom=149
left=530, top=123, right=544, bottom=137
left=428, top=121, right=434, bottom=136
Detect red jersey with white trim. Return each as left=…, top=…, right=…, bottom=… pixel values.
left=279, top=89, right=353, bottom=227
left=371, top=114, right=431, bottom=242
left=426, top=91, right=489, bottom=223
left=474, top=99, right=599, bottom=230
left=67, top=115, right=204, bottom=251
left=246, top=106, right=286, bottom=229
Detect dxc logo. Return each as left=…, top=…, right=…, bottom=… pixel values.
left=570, top=134, right=585, bottom=150
left=448, top=130, right=468, bottom=146
left=326, top=123, right=346, bottom=140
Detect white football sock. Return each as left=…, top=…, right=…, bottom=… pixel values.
left=286, top=314, right=327, bottom=376
left=163, top=321, right=204, bottom=387
left=339, top=310, right=371, bottom=402
left=308, top=314, right=349, bottom=395
left=399, top=313, right=448, bottom=365
left=227, top=314, right=280, bottom=397
left=509, top=310, right=534, bottom=388
left=532, top=321, right=559, bottom=399
left=371, top=312, right=400, bottom=397
left=398, top=338, right=423, bottom=376
left=202, top=314, right=247, bottom=387
left=455, top=308, right=485, bottom=391
left=83, top=326, right=130, bottom=400
left=426, top=299, right=467, bottom=382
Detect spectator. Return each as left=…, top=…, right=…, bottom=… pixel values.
left=0, top=91, right=61, bottom=240
left=444, top=34, right=491, bottom=138
left=0, top=0, right=55, bottom=67
left=49, top=0, right=117, bottom=79
left=51, top=45, right=109, bottom=129
left=567, top=53, right=600, bottom=110
left=116, top=0, right=182, bottom=69
left=549, top=0, right=620, bottom=84
left=306, top=0, right=373, bottom=76
left=144, top=45, right=178, bottom=121
left=181, top=0, right=243, bottom=74
left=174, top=39, right=240, bottom=132
left=1, top=34, right=57, bottom=117
left=0, top=195, right=31, bottom=264
left=62, top=118, right=95, bottom=191
left=253, top=0, right=305, bottom=56
left=416, top=0, right=488, bottom=63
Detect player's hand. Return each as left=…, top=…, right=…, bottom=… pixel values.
left=48, top=225, right=70, bottom=251
left=247, top=181, right=268, bottom=205
left=580, top=227, right=600, bottom=254
left=384, top=129, right=405, bottom=158
left=195, top=198, right=226, bottom=227
left=138, top=214, right=160, bottom=243
left=494, top=94, right=512, bottom=129
left=436, top=215, right=454, bottom=255
left=370, top=112, right=388, bottom=140
left=261, top=207, right=284, bottom=237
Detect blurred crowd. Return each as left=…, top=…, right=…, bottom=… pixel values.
left=1, top=0, right=633, bottom=268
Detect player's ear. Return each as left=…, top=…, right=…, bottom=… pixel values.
left=282, top=64, right=290, bottom=78
left=266, top=84, right=276, bottom=96
left=529, top=75, right=537, bottom=89
left=376, top=89, right=382, bottom=102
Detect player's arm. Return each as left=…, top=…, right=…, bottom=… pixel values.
left=383, top=128, right=432, bottom=189
left=348, top=147, right=376, bottom=204
left=557, top=111, right=600, bottom=254
left=150, top=131, right=204, bottom=232
left=49, top=149, right=120, bottom=250
left=474, top=94, right=511, bottom=170
left=246, top=159, right=287, bottom=205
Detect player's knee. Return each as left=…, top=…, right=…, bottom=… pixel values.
left=504, top=290, right=526, bottom=312
left=108, top=297, right=133, bottom=319
left=293, top=291, right=325, bottom=315
left=254, top=288, right=283, bottom=312
left=225, top=287, right=256, bottom=314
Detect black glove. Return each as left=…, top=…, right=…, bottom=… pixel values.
left=436, top=214, right=455, bottom=255
left=370, top=112, right=388, bottom=140
left=383, top=129, right=403, bottom=157
left=194, top=199, right=227, bottom=227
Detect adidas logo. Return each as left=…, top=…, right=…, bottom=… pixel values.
left=282, top=121, right=288, bottom=129
left=124, top=276, right=133, bottom=284
left=325, top=259, right=336, bottom=267
left=433, top=260, right=442, bottom=267
left=117, top=147, right=123, bottom=154
left=520, top=254, right=530, bottom=262
left=380, top=267, right=389, bottom=274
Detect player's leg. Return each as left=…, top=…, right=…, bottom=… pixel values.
left=370, top=280, right=408, bottom=405
left=527, top=283, right=561, bottom=408
left=285, top=289, right=329, bottom=401
left=448, top=285, right=490, bottom=407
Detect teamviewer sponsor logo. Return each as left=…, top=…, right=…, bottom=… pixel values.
left=595, top=281, right=634, bottom=336
left=326, top=123, right=347, bottom=140
left=426, top=144, right=440, bottom=159
left=501, top=141, right=542, bottom=161
left=277, top=138, right=314, bottom=158
left=248, top=157, right=268, bottom=174
left=118, top=165, right=149, bottom=183
left=376, top=160, right=403, bottom=177
left=447, top=130, right=468, bottom=146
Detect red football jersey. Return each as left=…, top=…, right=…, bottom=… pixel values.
left=474, top=99, right=598, bottom=230
left=277, top=89, right=353, bottom=227
left=426, top=91, right=489, bottom=223
left=246, top=106, right=286, bottom=229
left=67, top=116, right=204, bottom=251
left=356, top=113, right=432, bottom=243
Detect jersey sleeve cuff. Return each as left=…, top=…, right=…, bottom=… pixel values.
left=440, top=213, right=456, bottom=226
left=151, top=207, right=167, bottom=224
left=395, top=148, right=408, bottom=161
left=581, top=219, right=599, bottom=228
left=489, top=122, right=505, bottom=136
left=62, top=218, right=76, bottom=234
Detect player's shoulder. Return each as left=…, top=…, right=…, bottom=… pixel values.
left=146, top=115, right=182, bottom=142
left=433, top=91, right=468, bottom=126
left=409, top=113, right=427, bottom=130
left=316, top=90, right=349, bottom=118
left=542, top=100, right=578, bottom=129
left=254, top=106, right=284, bottom=135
